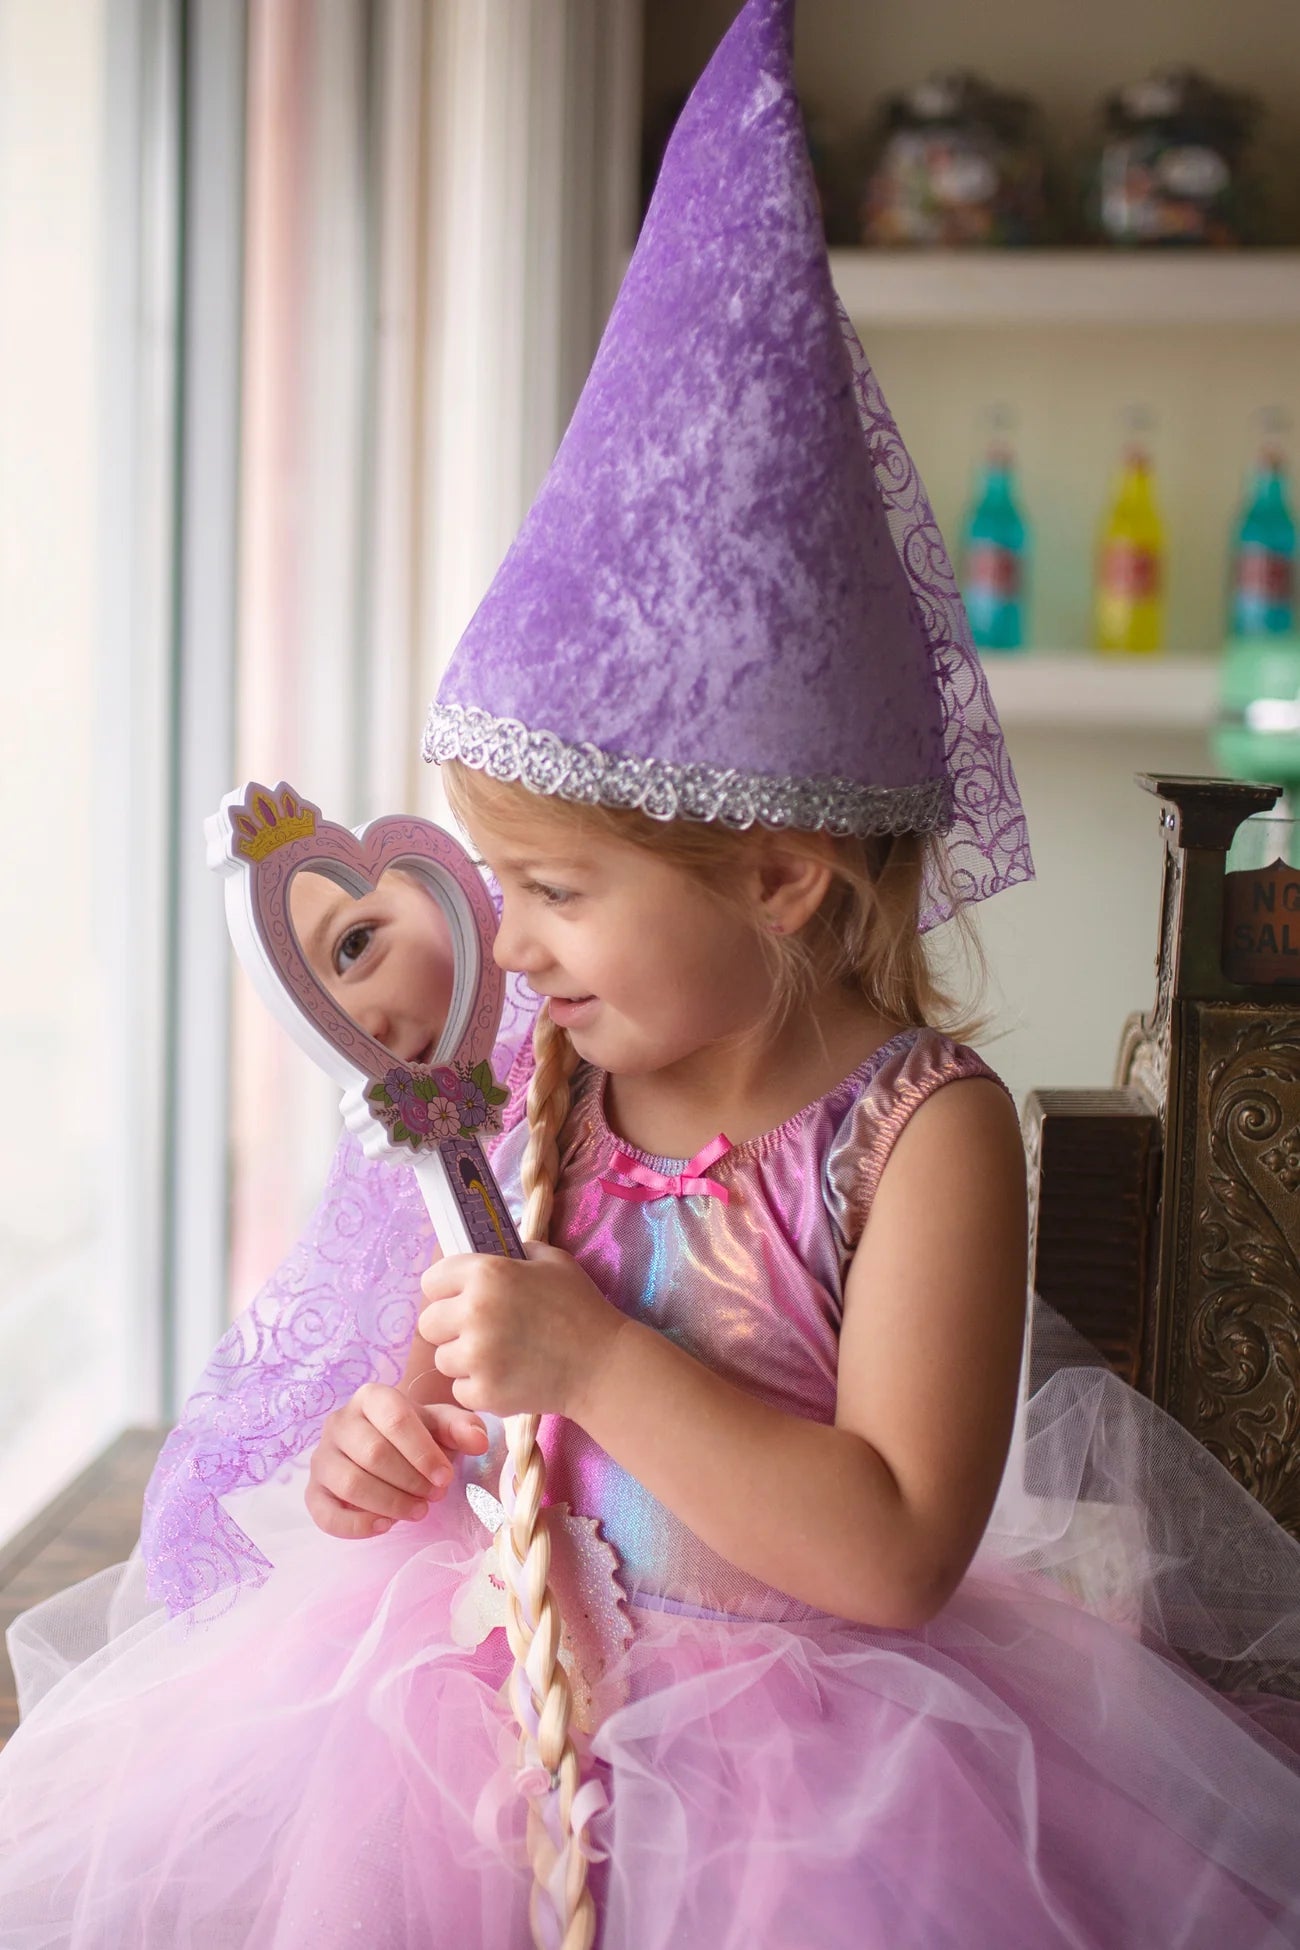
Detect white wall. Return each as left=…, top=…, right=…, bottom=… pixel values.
left=954, top=731, right=1205, bottom=1107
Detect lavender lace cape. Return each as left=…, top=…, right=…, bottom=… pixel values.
left=423, top=0, right=1032, bottom=925
left=140, top=973, right=539, bottom=1618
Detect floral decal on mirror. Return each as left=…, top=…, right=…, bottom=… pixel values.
left=366, top=1057, right=509, bottom=1152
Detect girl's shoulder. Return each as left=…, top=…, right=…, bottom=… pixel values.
left=497, top=1021, right=1006, bottom=1145
left=823, top=1026, right=1012, bottom=1250
left=494, top=1022, right=1011, bottom=1247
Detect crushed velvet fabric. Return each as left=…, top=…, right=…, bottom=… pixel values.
left=423, top=0, right=1032, bottom=921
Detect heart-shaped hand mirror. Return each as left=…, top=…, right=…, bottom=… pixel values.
left=207, top=780, right=525, bottom=1260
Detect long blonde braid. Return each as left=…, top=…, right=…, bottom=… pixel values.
left=496, top=1003, right=597, bottom=1950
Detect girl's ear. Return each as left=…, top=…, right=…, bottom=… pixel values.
left=755, top=837, right=835, bottom=937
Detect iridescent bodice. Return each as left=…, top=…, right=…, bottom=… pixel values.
left=486, top=1027, right=999, bottom=1618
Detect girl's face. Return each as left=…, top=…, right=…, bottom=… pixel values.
left=289, top=869, right=455, bottom=1065
left=463, top=808, right=775, bottom=1079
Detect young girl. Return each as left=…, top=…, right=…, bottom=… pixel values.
left=3, top=0, right=1299, bottom=1943
left=288, top=864, right=457, bottom=1066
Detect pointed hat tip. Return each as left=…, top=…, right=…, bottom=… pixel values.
left=717, top=0, right=794, bottom=59
left=753, top=0, right=797, bottom=54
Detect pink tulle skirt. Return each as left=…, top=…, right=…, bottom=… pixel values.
left=2, top=1343, right=1300, bottom=1948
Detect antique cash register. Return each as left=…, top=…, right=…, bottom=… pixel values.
left=1024, top=774, right=1300, bottom=1544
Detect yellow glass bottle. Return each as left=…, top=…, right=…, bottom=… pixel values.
left=1095, top=443, right=1167, bottom=655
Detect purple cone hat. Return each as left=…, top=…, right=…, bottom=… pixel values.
left=424, top=0, right=1031, bottom=920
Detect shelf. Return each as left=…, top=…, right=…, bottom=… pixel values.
left=829, top=250, right=1300, bottom=327
left=981, top=653, right=1219, bottom=730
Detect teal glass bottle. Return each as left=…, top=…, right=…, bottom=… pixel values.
left=1230, top=449, right=1296, bottom=640
left=962, top=444, right=1028, bottom=652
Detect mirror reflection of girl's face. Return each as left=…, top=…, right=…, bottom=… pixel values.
left=288, top=868, right=455, bottom=1065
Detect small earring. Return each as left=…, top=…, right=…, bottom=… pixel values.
left=766, top=919, right=785, bottom=936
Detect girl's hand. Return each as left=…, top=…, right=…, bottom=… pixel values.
left=418, top=1243, right=625, bottom=1423
left=306, top=1383, right=489, bottom=1539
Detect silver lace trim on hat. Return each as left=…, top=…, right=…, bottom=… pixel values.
left=423, top=702, right=953, bottom=838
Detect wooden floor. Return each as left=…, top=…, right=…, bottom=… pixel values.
left=0, top=1428, right=166, bottom=1745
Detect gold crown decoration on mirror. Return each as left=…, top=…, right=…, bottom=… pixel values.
left=231, top=785, right=318, bottom=862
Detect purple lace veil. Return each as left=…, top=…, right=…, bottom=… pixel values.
left=144, top=0, right=1030, bottom=1614
left=141, top=953, right=540, bottom=1617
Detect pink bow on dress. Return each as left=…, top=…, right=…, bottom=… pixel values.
left=598, top=1132, right=733, bottom=1205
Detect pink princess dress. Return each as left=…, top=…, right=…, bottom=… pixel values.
left=2, top=1026, right=1300, bottom=1948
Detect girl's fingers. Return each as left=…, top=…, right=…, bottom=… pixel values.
left=331, top=1426, right=440, bottom=1501
left=419, top=1254, right=476, bottom=1304
left=431, top=1340, right=472, bottom=1383
left=305, top=1385, right=487, bottom=1540
left=351, top=1382, right=454, bottom=1489
left=416, top=1293, right=461, bottom=1350
left=304, top=1480, right=411, bottom=1539
left=420, top=1402, right=490, bottom=1455
left=313, top=1446, right=432, bottom=1522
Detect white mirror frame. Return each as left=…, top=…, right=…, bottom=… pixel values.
left=208, top=780, right=525, bottom=1261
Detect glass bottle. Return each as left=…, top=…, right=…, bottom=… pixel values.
left=962, top=418, right=1029, bottom=652
left=1096, top=419, right=1166, bottom=654
left=1229, top=434, right=1296, bottom=640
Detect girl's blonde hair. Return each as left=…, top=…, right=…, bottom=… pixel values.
left=444, top=759, right=982, bottom=1950
left=446, top=760, right=984, bottom=1044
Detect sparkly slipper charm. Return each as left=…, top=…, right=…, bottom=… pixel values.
left=451, top=1483, right=633, bottom=1735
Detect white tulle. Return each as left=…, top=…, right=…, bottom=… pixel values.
left=1, top=1301, right=1298, bottom=1949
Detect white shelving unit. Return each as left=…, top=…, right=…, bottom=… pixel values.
left=829, top=250, right=1300, bottom=328
left=981, top=653, right=1220, bottom=730
left=826, top=251, right=1289, bottom=740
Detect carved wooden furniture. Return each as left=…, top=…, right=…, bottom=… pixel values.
left=1024, top=775, right=1300, bottom=1544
